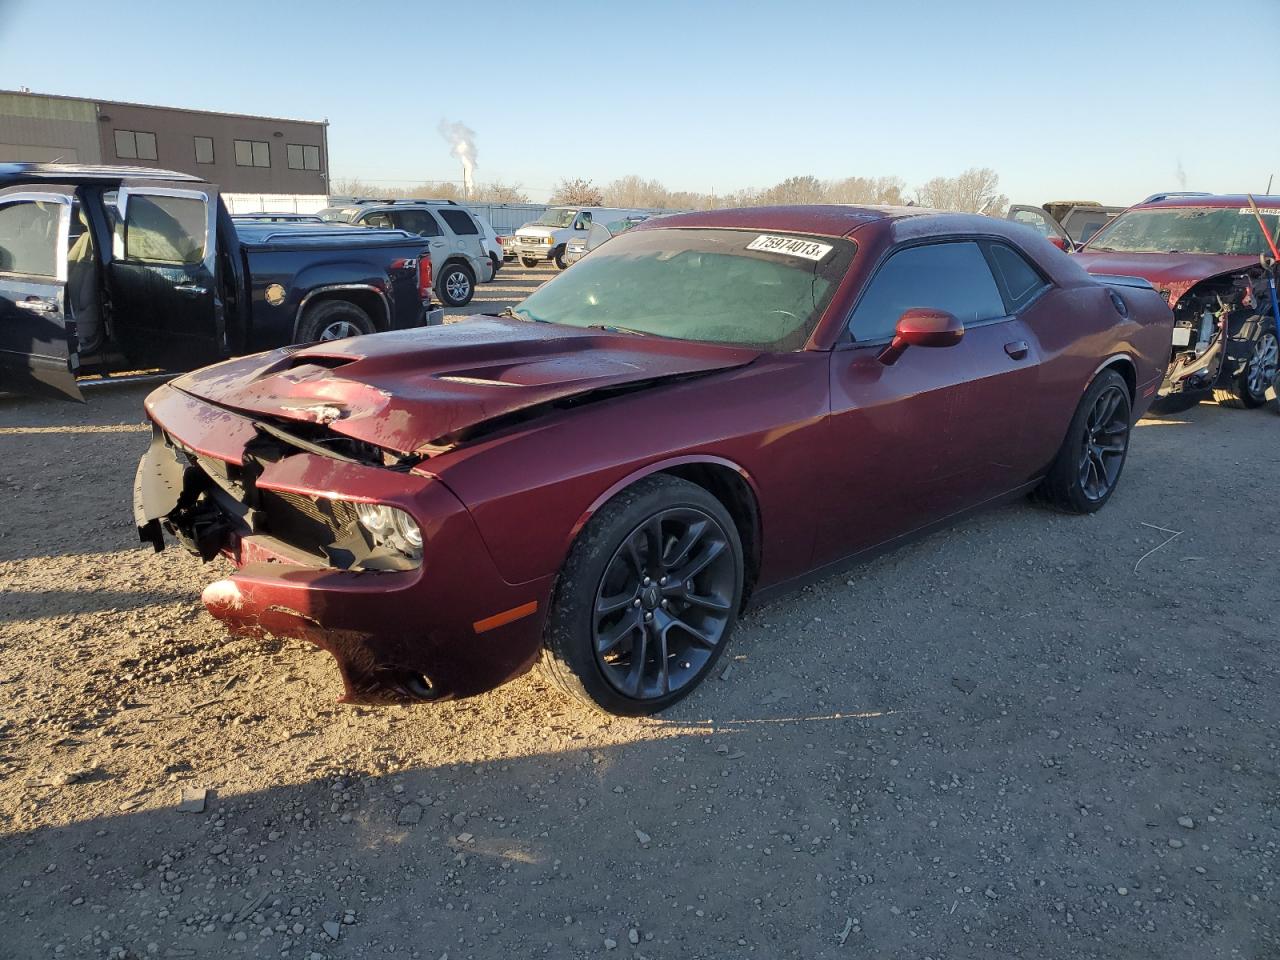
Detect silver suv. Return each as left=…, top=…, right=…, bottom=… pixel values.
left=319, top=199, right=495, bottom=306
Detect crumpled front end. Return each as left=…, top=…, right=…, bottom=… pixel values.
left=133, top=383, right=553, bottom=705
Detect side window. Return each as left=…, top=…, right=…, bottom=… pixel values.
left=985, top=242, right=1049, bottom=313
left=849, top=241, right=1006, bottom=341
left=393, top=210, right=442, bottom=237
left=437, top=209, right=478, bottom=236
left=122, top=195, right=207, bottom=265
left=0, top=200, right=61, bottom=277
left=360, top=212, right=394, bottom=229
left=573, top=211, right=593, bottom=230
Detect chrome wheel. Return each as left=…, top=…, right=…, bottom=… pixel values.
left=1246, top=331, right=1278, bottom=398
left=1078, top=384, right=1130, bottom=502
left=593, top=507, right=736, bottom=700
left=319, top=320, right=359, bottom=341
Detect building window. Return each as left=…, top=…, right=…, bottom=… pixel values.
left=233, top=139, right=270, bottom=168
left=194, top=136, right=215, bottom=164
left=114, top=129, right=157, bottom=161
left=286, top=143, right=321, bottom=171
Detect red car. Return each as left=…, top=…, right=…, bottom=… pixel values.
left=1071, top=193, right=1280, bottom=408
left=134, top=206, right=1171, bottom=715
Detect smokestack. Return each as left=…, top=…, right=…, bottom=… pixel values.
left=438, top=120, right=477, bottom=199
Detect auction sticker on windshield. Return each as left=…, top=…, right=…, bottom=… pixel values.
left=746, top=234, right=833, bottom=261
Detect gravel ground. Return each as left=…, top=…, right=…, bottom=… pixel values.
left=1, top=264, right=1277, bottom=959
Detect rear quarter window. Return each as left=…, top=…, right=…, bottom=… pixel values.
left=985, top=242, right=1049, bottom=312
left=438, top=209, right=479, bottom=236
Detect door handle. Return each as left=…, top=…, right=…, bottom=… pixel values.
left=1004, top=340, right=1030, bottom=360
left=174, top=284, right=208, bottom=296
left=14, top=298, right=56, bottom=313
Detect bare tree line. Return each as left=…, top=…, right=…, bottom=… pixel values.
left=331, top=167, right=1010, bottom=215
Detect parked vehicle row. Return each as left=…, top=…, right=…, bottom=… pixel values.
left=504, top=206, right=655, bottom=269
left=563, top=213, right=652, bottom=265
left=0, top=163, right=441, bottom=402
left=135, top=205, right=1171, bottom=715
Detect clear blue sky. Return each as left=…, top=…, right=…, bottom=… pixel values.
left=2, top=0, right=1277, bottom=204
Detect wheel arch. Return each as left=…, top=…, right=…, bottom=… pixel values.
left=1095, top=353, right=1137, bottom=401
left=570, top=455, right=764, bottom=608
left=294, top=284, right=390, bottom=337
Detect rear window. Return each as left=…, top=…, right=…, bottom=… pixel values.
left=318, top=207, right=358, bottom=223
left=0, top=200, right=60, bottom=277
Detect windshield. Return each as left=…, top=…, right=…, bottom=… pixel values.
left=510, top=227, right=854, bottom=351
left=318, top=207, right=357, bottom=223
left=535, top=208, right=577, bottom=228
left=1086, top=206, right=1280, bottom=256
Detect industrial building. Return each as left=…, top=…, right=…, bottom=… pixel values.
left=0, top=89, right=328, bottom=196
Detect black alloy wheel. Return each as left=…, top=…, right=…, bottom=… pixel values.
left=540, top=475, right=744, bottom=715
left=1077, top=383, right=1131, bottom=502
left=592, top=507, right=737, bottom=700
left=1034, top=368, right=1132, bottom=514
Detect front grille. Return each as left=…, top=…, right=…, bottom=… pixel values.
left=257, top=490, right=360, bottom=559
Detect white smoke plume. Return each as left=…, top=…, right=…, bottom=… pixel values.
left=438, top=120, right=477, bottom=198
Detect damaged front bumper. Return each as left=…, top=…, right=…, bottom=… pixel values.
left=133, top=384, right=553, bottom=705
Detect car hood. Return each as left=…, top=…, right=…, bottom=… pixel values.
left=170, top=316, right=761, bottom=456
left=1072, top=250, right=1258, bottom=306
left=516, top=225, right=557, bottom=238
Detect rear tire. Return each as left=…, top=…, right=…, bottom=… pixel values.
left=1034, top=369, right=1132, bottom=514
left=436, top=261, right=475, bottom=307
left=540, top=475, right=744, bottom=715
left=488, top=252, right=501, bottom=277
left=1213, top=319, right=1277, bottom=409
left=520, top=256, right=540, bottom=268
left=297, top=300, right=376, bottom=342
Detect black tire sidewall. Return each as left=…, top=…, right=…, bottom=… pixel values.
left=554, top=247, right=569, bottom=270
left=297, top=300, right=375, bottom=342
left=520, top=257, right=539, bottom=268
left=437, top=262, right=475, bottom=307
left=544, top=476, right=744, bottom=715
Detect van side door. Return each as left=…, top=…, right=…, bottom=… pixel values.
left=0, top=185, right=82, bottom=401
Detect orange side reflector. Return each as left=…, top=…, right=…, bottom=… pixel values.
left=472, top=600, right=539, bottom=634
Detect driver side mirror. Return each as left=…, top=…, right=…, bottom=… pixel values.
left=1046, top=235, right=1074, bottom=253
left=877, top=307, right=964, bottom=366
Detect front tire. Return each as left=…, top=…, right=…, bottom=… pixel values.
left=297, top=300, right=376, bottom=342
left=540, top=476, right=744, bottom=715
left=520, top=256, right=540, bottom=268
left=553, top=246, right=569, bottom=270
left=1214, top=319, right=1278, bottom=409
left=1034, top=369, right=1132, bottom=514
left=436, top=262, right=475, bottom=307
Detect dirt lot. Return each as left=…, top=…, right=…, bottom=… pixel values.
left=1, top=264, right=1278, bottom=960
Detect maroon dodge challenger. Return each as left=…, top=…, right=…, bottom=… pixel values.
left=134, top=206, right=1172, bottom=714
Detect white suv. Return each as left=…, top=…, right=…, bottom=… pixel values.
left=320, top=200, right=495, bottom=306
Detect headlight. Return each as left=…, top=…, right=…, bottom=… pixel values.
left=356, top=502, right=422, bottom=561
left=544, top=237, right=553, bottom=244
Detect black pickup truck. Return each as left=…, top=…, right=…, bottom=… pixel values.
left=0, top=163, right=441, bottom=401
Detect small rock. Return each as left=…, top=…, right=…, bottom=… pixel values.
left=451, top=813, right=467, bottom=827
left=1177, top=816, right=1195, bottom=830
left=323, top=920, right=341, bottom=941
left=628, top=929, right=639, bottom=945
left=634, top=829, right=651, bottom=845
left=456, top=832, right=473, bottom=843
left=1117, top=886, right=1129, bottom=896
left=397, top=803, right=422, bottom=825
left=177, top=787, right=207, bottom=814
left=1047, top=730, right=1061, bottom=740
left=1168, top=838, right=1184, bottom=849
left=604, top=938, right=617, bottom=950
